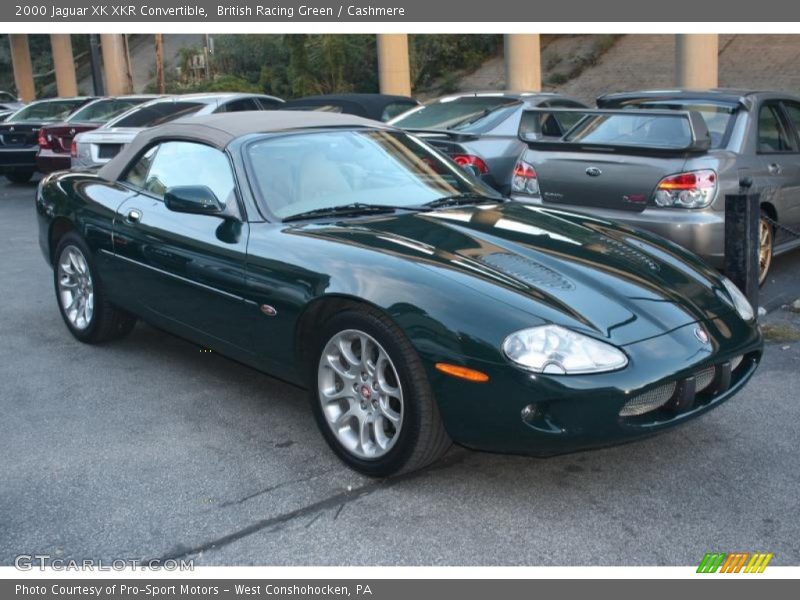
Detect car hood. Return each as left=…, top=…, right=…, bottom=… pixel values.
left=290, top=202, right=735, bottom=346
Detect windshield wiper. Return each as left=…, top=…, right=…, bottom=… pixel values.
left=283, top=203, right=427, bottom=223
left=423, top=193, right=505, bottom=209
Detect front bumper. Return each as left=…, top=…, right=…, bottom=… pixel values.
left=510, top=196, right=726, bottom=268
left=429, top=312, right=762, bottom=455
left=0, top=146, right=37, bottom=172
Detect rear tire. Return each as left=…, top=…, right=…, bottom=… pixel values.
left=5, top=170, right=33, bottom=184
left=308, top=307, right=451, bottom=477
left=758, top=211, right=774, bottom=287
left=54, top=232, right=137, bottom=343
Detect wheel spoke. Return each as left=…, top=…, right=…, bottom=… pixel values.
left=379, top=396, right=401, bottom=424
left=337, top=337, right=361, bottom=368
left=325, top=352, right=355, bottom=381
left=358, top=413, right=374, bottom=455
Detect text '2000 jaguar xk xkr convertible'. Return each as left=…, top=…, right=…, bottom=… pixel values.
left=36, top=112, right=762, bottom=476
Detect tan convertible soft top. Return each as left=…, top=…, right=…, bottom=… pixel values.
left=97, top=110, right=388, bottom=182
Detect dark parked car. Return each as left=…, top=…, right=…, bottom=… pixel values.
left=36, top=112, right=762, bottom=476
left=0, top=96, right=96, bottom=183
left=280, top=93, right=419, bottom=122
left=389, top=91, right=587, bottom=194
left=510, top=89, right=800, bottom=284
left=36, top=95, right=158, bottom=174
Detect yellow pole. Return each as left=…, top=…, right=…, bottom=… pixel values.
left=675, top=34, right=718, bottom=88
left=377, top=34, right=411, bottom=96
left=50, top=34, right=78, bottom=97
left=9, top=34, right=36, bottom=102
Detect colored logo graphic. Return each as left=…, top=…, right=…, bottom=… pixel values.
left=697, top=552, right=773, bottom=573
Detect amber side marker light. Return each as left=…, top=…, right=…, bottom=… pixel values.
left=435, top=363, right=490, bottom=383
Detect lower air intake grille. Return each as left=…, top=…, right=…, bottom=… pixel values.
left=619, top=381, right=677, bottom=417
left=695, top=366, right=717, bottom=393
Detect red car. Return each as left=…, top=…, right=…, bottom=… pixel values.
left=36, top=95, right=156, bottom=173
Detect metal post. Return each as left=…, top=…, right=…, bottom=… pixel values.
left=88, top=34, right=105, bottom=96
left=724, top=193, right=760, bottom=313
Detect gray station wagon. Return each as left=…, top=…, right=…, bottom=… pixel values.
left=510, top=89, right=800, bottom=284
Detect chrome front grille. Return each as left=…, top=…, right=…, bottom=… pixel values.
left=619, top=381, right=677, bottom=417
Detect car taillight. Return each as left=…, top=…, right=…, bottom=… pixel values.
left=38, top=130, right=50, bottom=150
left=654, top=169, right=717, bottom=209
left=70, top=140, right=77, bottom=158
left=451, top=154, right=489, bottom=175
left=511, top=159, right=540, bottom=196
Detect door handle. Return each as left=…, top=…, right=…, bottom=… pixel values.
left=768, top=163, right=782, bottom=175
left=125, top=209, right=142, bottom=224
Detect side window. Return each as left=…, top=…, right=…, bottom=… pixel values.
left=222, top=98, right=260, bottom=112
left=758, top=104, right=796, bottom=153
left=123, top=146, right=158, bottom=189
left=256, top=97, right=283, bottom=110
left=549, top=100, right=586, bottom=132
left=139, top=141, right=236, bottom=206
left=780, top=101, right=800, bottom=147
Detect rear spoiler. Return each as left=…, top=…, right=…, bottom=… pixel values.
left=520, top=108, right=712, bottom=156
left=401, top=128, right=480, bottom=142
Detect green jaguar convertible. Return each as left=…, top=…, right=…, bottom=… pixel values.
left=36, top=112, right=762, bottom=476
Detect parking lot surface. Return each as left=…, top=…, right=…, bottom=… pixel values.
left=1, top=179, right=799, bottom=566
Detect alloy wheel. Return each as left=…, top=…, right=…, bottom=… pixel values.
left=317, top=329, right=404, bottom=459
left=57, top=245, right=94, bottom=330
left=758, top=217, right=773, bottom=286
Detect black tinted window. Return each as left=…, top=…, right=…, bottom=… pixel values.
left=381, top=102, right=417, bottom=122
left=256, top=97, right=283, bottom=110
left=222, top=98, right=260, bottom=112
left=780, top=101, right=800, bottom=144
left=112, top=101, right=204, bottom=128
left=389, top=97, right=520, bottom=132
left=758, top=104, right=796, bottom=152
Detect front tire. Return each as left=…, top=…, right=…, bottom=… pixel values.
left=758, top=211, right=774, bottom=287
left=309, top=308, right=451, bottom=477
left=54, top=232, right=137, bottom=343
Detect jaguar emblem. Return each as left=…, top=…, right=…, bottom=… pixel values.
left=585, top=166, right=602, bottom=177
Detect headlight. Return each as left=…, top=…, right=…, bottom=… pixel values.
left=721, top=277, right=755, bottom=321
left=502, top=325, right=628, bottom=375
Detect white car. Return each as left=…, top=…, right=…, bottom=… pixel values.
left=72, top=93, right=284, bottom=169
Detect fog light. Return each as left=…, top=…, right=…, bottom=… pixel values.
left=521, top=404, right=537, bottom=422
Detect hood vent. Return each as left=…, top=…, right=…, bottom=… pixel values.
left=477, top=252, right=574, bottom=291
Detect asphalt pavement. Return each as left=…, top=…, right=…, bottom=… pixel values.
left=1, top=178, right=798, bottom=566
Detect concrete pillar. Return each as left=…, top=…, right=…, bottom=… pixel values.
left=8, top=34, right=35, bottom=102
left=50, top=34, right=78, bottom=97
left=100, top=34, right=132, bottom=95
left=377, top=34, right=411, bottom=96
left=504, top=34, right=541, bottom=92
left=675, top=34, right=718, bottom=88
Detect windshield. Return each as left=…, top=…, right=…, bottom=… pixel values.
left=109, top=101, right=204, bottom=128
left=246, top=129, right=498, bottom=219
left=8, top=99, right=87, bottom=123
left=564, top=112, right=694, bottom=149
left=389, top=97, right=520, bottom=132
left=68, top=98, right=149, bottom=123
left=603, top=99, right=737, bottom=149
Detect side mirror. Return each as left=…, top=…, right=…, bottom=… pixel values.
left=164, top=185, right=224, bottom=216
